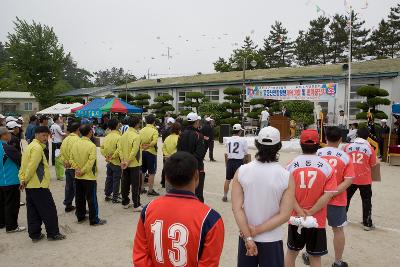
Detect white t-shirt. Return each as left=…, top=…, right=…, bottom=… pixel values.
left=261, top=110, right=270, bottom=122
left=50, top=123, right=65, bottom=143
left=238, top=161, right=290, bottom=242
left=225, top=136, right=248, bottom=159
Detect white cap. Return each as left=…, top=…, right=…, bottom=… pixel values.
left=6, top=116, right=17, bottom=123
left=0, top=114, right=5, bottom=119
left=167, top=117, right=176, bottom=124
left=265, top=107, right=269, bottom=110
left=187, top=112, right=200, bottom=122
left=18, top=116, right=24, bottom=122
left=257, top=126, right=280, bottom=145
left=232, top=124, right=243, bottom=131
left=6, top=121, right=21, bottom=129
left=205, top=117, right=213, bottom=122
left=381, top=119, right=387, bottom=123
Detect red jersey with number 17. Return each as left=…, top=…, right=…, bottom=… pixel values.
left=133, top=189, right=225, bottom=267
left=287, top=155, right=337, bottom=228
left=317, top=147, right=355, bottom=206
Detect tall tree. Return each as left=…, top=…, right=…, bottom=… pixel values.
left=347, top=11, right=370, bottom=61
left=388, top=3, right=400, bottom=58
left=260, top=21, right=293, bottom=68
left=294, top=31, right=313, bottom=66
left=308, top=16, right=331, bottom=64
left=329, top=14, right=348, bottom=63
left=62, top=53, right=92, bottom=88
left=368, top=19, right=396, bottom=59
left=93, top=67, right=136, bottom=86
left=213, top=57, right=231, bottom=72
left=6, top=17, right=65, bottom=107
left=229, top=36, right=264, bottom=70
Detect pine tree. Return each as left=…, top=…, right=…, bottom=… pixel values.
left=368, top=19, right=396, bottom=59
left=388, top=3, right=400, bottom=58
left=329, top=14, right=348, bottom=63
left=260, top=21, right=293, bottom=68
left=213, top=57, right=231, bottom=72
left=294, top=31, right=313, bottom=66
left=308, top=16, right=331, bottom=64
left=347, top=11, right=370, bottom=61
left=229, top=36, right=264, bottom=70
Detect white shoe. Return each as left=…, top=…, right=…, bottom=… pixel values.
left=7, top=226, right=26, bottom=233
left=123, top=204, right=132, bottom=209
left=133, top=206, right=143, bottom=212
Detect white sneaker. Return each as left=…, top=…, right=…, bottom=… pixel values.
left=6, top=226, right=26, bottom=233
left=133, top=206, right=143, bottom=212
left=123, top=204, right=132, bottom=209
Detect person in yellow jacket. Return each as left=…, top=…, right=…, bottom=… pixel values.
left=118, top=116, right=142, bottom=212
left=139, top=114, right=159, bottom=196
left=100, top=118, right=121, bottom=203
left=70, top=124, right=106, bottom=226
left=162, top=122, right=181, bottom=191
left=59, top=122, right=81, bottom=212
left=19, top=126, right=66, bottom=242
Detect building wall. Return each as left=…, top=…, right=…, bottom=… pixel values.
left=0, top=98, right=39, bottom=115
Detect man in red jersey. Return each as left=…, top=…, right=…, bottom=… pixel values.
left=133, top=151, right=225, bottom=267
left=344, top=127, right=377, bottom=231
left=285, top=129, right=337, bottom=267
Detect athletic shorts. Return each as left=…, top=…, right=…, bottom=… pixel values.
left=226, top=159, right=244, bottom=180
left=327, top=205, right=347, bottom=227
left=237, top=237, right=284, bottom=267
left=141, top=151, right=157, bottom=175
left=287, top=225, right=328, bottom=256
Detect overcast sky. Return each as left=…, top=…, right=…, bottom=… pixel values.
left=0, top=0, right=398, bottom=78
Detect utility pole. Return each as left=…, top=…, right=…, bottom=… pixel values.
left=347, top=1, right=353, bottom=122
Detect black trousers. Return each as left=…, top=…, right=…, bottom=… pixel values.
left=51, top=142, right=61, bottom=166
left=26, top=188, right=60, bottom=239
left=237, top=238, right=284, bottom=267
left=347, top=184, right=373, bottom=227
left=121, top=167, right=141, bottom=207
left=63, top=169, right=76, bottom=207
left=208, top=140, right=215, bottom=160
left=161, top=158, right=166, bottom=186
left=75, top=179, right=99, bottom=225
left=0, top=185, right=20, bottom=231
left=105, top=163, right=122, bottom=199
left=196, top=171, right=205, bottom=203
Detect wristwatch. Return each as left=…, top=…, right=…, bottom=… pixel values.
left=245, top=236, right=253, bottom=242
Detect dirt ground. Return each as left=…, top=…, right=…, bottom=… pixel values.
left=1, top=140, right=399, bottom=267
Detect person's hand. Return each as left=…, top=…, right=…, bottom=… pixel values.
left=19, top=181, right=25, bottom=191
left=121, top=161, right=128, bottom=170
left=245, top=239, right=258, bottom=256
left=141, top=144, right=150, bottom=150
left=75, top=169, right=83, bottom=177
left=297, top=209, right=307, bottom=218
left=204, top=136, right=210, bottom=141
left=106, top=155, right=112, bottom=162
left=304, top=209, right=314, bottom=216
left=64, top=162, right=71, bottom=168
left=249, top=225, right=257, bottom=237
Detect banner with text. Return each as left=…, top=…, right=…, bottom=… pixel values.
left=246, top=83, right=337, bottom=100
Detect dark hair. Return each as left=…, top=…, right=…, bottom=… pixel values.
left=170, top=122, right=181, bottom=135
left=79, top=124, right=92, bottom=137
left=301, top=143, right=320, bottom=154
left=357, top=127, right=369, bottom=140
left=29, top=115, right=37, bottom=123
left=353, top=123, right=359, bottom=128
left=164, top=152, right=198, bottom=187
left=325, top=126, right=342, bottom=142
left=107, top=119, right=119, bottom=130
left=145, top=114, right=156, bottom=125
left=39, top=115, right=48, bottom=123
left=67, top=122, right=81, bottom=133
left=128, top=116, right=140, bottom=128
left=35, top=126, right=50, bottom=134
left=255, top=140, right=282, bottom=163
left=53, top=115, right=61, bottom=121
left=232, top=130, right=241, bottom=135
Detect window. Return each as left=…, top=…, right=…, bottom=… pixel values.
left=157, top=92, right=169, bottom=97
left=3, top=104, right=17, bottom=113
left=24, top=102, right=33, bottom=111
left=204, top=90, right=219, bottom=102
left=178, top=91, right=192, bottom=111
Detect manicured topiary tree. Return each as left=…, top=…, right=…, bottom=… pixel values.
left=118, top=92, right=135, bottom=102
left=149, top=94, right=175, bottom=119
left=355, top=85, right=390, bottom=120
left=199, top=102, right=229, bottom=125
left=221, top=87, right=242, bottom=125
left=132, top=93, right=151, bottom=112
left=277, top=100, right=314, bottom=126
left=182, top=92, right=206, bottom=113
left=247, top=98, right=265, bottom=120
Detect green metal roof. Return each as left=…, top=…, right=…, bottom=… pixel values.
left=118, top=58, right=400, bottom=91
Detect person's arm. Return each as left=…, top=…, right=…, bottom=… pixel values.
left=148, top=129, right=159, bottom=148
left=334, top=161, right=355, bottom=196
left=252, top=175, right=295, bottom=235
left=3, top=143, right=22, bottom=167
left=305, top=192, right=334, bottom=216
left=198, top=218, right=225, bottom=267
left=80, top=145, right=96, bottom=175
left=128, top=136, right=141, bottom=165
left=162, top=138, right=168, bottom=157
left=231, top=173, right=251, bottom=240
left=57, top=125, right=66, bottom=136
left=132, top=215, right=152, bottom=267
left=100, top=141, right=107, bottom=157
left=193, top=133, right=207, bottom=161
left=22, top=146, right=42, bottom=184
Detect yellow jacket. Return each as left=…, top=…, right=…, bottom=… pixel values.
left=19, top=139, right=51, bottom=189
left=60, top=133, right=81, bottom=167
left=139, top=124, right=158, bottom=155
left=162, top=133, right=179, bottom=157
left=100, top=130, right=121, bottom=165
left=70, top=137, right=97, bottom=180
left=118, top=127, right=141, bottom=168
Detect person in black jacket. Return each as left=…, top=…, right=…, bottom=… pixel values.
left=201, top=117, right=216, bottom=162
left=177, top=112, right=207, bottom=202
left=6, top=121, right=22, bottom=153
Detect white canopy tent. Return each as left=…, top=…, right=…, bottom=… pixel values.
left=37, top=103, right=83, bottom=115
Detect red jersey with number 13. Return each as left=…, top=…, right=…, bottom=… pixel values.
left=133, top=189, right=225, bottom=267
left=287, top=155, right=337, bottom=228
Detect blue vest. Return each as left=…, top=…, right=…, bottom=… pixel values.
left=0, top=140, right=20, bottom=186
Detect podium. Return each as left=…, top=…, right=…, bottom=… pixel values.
left=269, top=115, right=290, bottom=141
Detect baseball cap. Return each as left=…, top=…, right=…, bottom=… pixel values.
left=187, top=112, right=200, bottom=122
left=381, top=119, right=387, bottom=123
left=300, top=129, right=320, bottom=145
left=232, top=124, right=243, bottom=131
left=167, top=117, right=176, bottom=124
left=6, top=121, right=21, bottom=129
left=0, top=127, right=8, bottom=135
left=5, top=116, right=17, bottom=123
left=257, top=126, right=280, bottom=145
left=205, top=117, right=213, bottom=122
left=0, top=114, right=5, bottom=119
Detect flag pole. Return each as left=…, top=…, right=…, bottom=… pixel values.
left=347, top=1, right=352, bottom=123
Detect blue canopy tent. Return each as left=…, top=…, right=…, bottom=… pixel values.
left=74, top=98, right=111, bottom=118
left=100, top=98, right=143, bottom=113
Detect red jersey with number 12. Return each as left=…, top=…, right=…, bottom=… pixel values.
left=133, top=189, right=225, bottom=267
left=287, top=155, right=337, bottom=228
left=317, top=147, right=355, bottom=206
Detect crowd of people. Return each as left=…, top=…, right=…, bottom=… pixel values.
left=0, top=110, right=382, bottom=267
